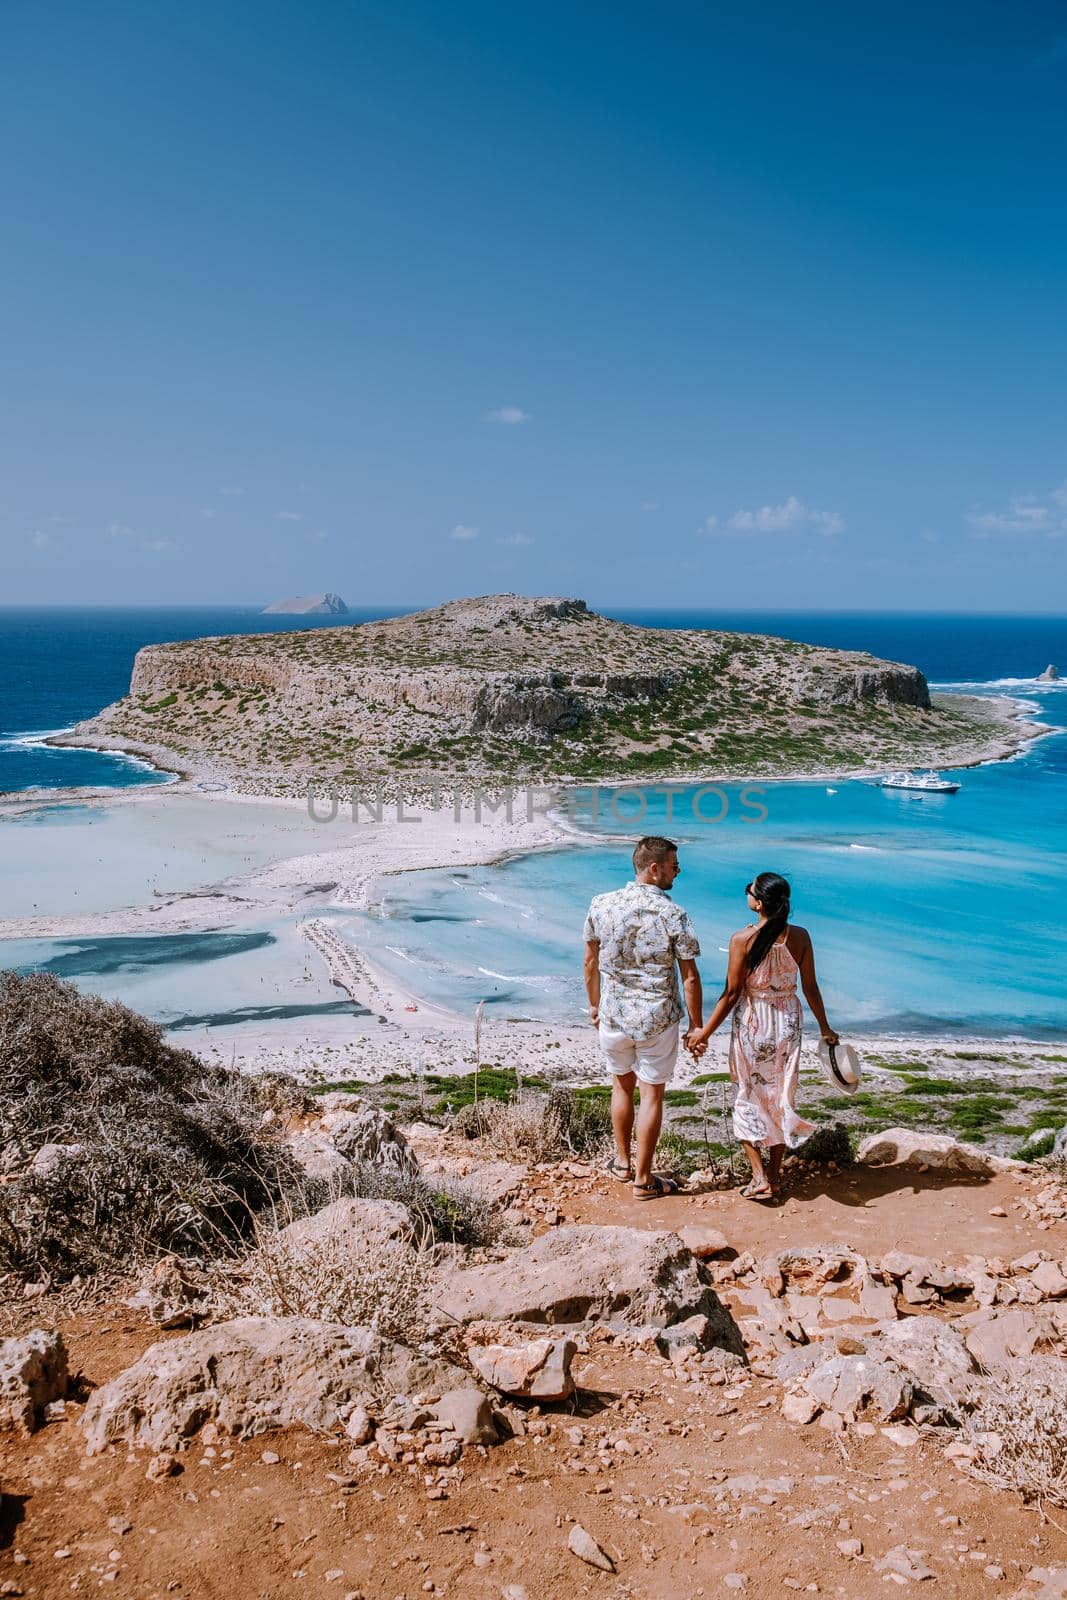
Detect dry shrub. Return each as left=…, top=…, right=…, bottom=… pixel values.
left=209, top=1219, right=434, bottom=1345
left=964, top=1359, right=1067, bottom=1507
left=0, top=971, right=297, bottom=1283
left=348, top=1160, right=510, bottom=1248
left=795, top=1122, right=855, bottom=1167
left=452, top=1086, right=612, bottom=1164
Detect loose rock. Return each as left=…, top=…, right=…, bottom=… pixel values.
left=567, top=1524, right=614, bottom=1573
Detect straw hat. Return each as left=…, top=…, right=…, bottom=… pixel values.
left=817, top=1038, right=862, bottom=1094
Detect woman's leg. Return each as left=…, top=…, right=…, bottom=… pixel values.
left=766, top=1142, right=786, bottom=1192
left=739, top=1140, right=772, bottom=1196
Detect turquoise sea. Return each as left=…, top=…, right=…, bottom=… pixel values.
left=1, top=608, right=1065, bottom=1040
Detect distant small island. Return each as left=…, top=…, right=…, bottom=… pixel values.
left=261, top=593, right=348, bottom=615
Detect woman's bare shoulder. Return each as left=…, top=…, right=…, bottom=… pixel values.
left=786, top=924, right=812, bottom=949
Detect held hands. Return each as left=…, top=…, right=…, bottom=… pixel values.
left=684, top=1025, right=709, bottom=1058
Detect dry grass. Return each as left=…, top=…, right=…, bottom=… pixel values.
left=208, top=1219, right=435, bottom=1346
left=0, top=972, right=297, bottom=1284
left=453, top=1086, right=612, bottom=1164
left=964, top=1360, right=1067, bottom=1508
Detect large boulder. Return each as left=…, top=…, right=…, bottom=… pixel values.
left=322, top=1104, right=417, bottom=1174
left=436, top=1226, right=744, bottom=1353
left=802, top=1353, right=912, bottom=1422
left=82, top=1317, right=467, bottom=1454
left=869, top=1315, right=977, bottom=1408
left=958, top=1307, right=1054, bottom=1372
left=274, top=1197, right=414, bottom=1257
left=468, top=1336, right=576, bottom=1401
left=0, top=1329, right=69, bottom=1434
left=856, top=1128, right=1000, bottom=1176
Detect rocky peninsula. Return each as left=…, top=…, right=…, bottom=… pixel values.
left=50, top=594, right=1039, bottom=796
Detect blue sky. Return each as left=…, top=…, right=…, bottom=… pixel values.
left=3, top=0, right=1067, bottom=609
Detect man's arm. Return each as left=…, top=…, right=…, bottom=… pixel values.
left=583, top=939, right=601, bottom=1028
left=679, top=957, right=703, bottom=1049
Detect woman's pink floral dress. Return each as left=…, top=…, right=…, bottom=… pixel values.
left=730, top=933, right=815, bottom=1149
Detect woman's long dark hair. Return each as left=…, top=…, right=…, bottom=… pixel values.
left=745, top=871, right=791, bottom=972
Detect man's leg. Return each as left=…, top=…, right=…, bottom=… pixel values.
left=634, top=1080, right=666, bottom=1188
left=611, top=1070, right=637, bottom=1172
left=630, top=1023, right=678, bottom=1188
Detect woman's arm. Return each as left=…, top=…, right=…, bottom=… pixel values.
left=691, top=930, right=749, bottom=1047
left=795, top=929, right=839, bottom=1044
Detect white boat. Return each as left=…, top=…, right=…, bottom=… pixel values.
left=879, top=769, right=960, bottom=793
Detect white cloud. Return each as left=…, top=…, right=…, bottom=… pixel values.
left=219, top=485, right=244, bottom=497
left=310, top=529, right=329, bottom=541
left=966, top=481, right=1067, bottom=538
left=108, top=522, right=175, bottom=553
left=450, top=524, right=479, bottom=541
left=483, top=406, right=530, bottom=425
left=497, top=533, right=534, bottom=546
left=29, top=529, right=52, bottom=550
left=701, top=495, right=845, bottom=537
left=200, top=507, right=217, bottom=519
left=277, top=510, right=303, bottom=522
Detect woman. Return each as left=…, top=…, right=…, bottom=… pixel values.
left=690, top=872, right=838, bottom=1201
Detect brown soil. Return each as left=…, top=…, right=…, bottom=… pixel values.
left=3, top=1161, right=1066, bottom=1600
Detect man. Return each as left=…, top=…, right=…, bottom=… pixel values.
left=583, top=835, right=703, bottom=1200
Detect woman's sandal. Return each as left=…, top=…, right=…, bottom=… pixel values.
left=633, top=1175, right=680, bottom=1201
left=605, top=1156, right=633, bottom=1183
left=740, top=1178, right=774, bottom=1202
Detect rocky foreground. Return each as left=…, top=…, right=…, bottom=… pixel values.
left=50, top=594, right=1031, bottom=794
left=3, top=1096, right=1067, bottom=1600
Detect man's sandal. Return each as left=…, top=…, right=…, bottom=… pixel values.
left=739, top=1178, right=774, bottom=1202
left=605, top=1156, right=633, bottom=1182
left=632, top=1175, right=680, bottom=1201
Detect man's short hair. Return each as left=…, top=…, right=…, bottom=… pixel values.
left=633, top=835, right=678, bottom=872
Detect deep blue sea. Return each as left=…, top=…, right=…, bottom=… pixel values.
left=2, top=607, right=1065, bottom=1039
left=0, top=606, right=404, bottom=791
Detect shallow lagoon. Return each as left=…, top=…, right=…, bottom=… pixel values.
left=349, top=689, right=1067, bottom=1038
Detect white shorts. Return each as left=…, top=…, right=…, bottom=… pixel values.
left=598, top=1021, right=679, bottom=1086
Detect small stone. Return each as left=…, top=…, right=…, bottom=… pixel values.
left=724, top=1576, right=749, bottom=1590
left=984, top=1567, right=1004, bottom=1580
left=107, top=1515, right=133, bottom=1535
left=145, top=1452, right=180, bottom=1481
left=1031, top=1261, right=1067, bottom=1300
left=54, top=1549, right=73, bottom=1560
left=324, top=1572, right=344, bottom=1584
left=261, top=1449, right=281, bottom=1465
left=502, top=1587, right=531, bottom=1600
left=472, top=1551, right=493, bottom=1568
left=876, top=1547, right=936, bottom=1582
left=988, top=1206, right=1007, bottom=1218
left=881, top=1425, right=918, bottom=1447
left=780, top=1388, right=825, bottom=1427
left=837, top=1540, right=863, bottom=1558
left=567, top=1524, right=615, bottom=1573
left=424, top=1438, right=462, bottom=1466
left=345, top=1406, right=373, bottom=1445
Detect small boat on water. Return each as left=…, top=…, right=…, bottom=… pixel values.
left=879, top=769, right=960, bottom=793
